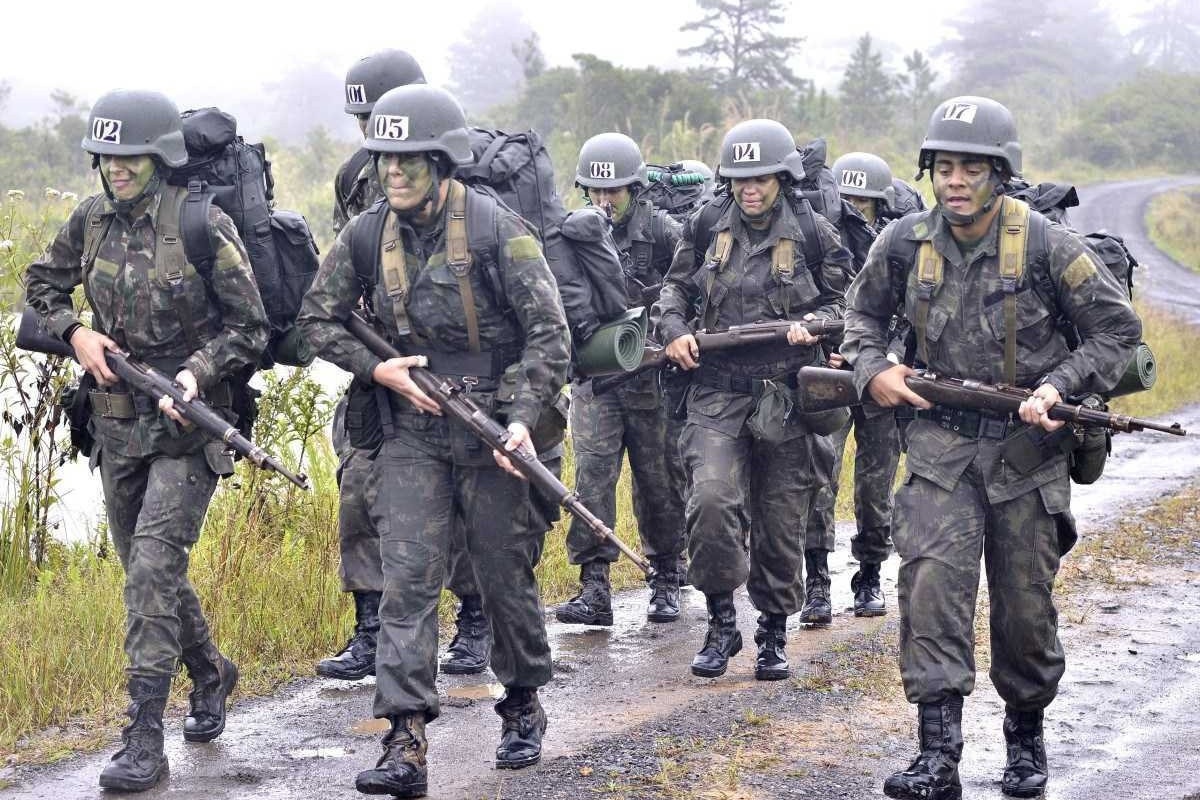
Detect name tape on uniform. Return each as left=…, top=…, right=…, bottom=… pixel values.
left=589, top=161, right=616, bottom=179
left=346, top=84, right=367, bottom=105
left=942, top=103, right=978, bottom=124
left=731, top=142, right=760, bottom=163
left=840, top=169, right=868, bottom=189
left=374, top=115, right=410, bottom=141
left=91, top=117, right=122, bottom=144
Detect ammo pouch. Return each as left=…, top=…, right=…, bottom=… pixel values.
left=998, top=424, right=1077, bottom=476
left=792, top=406, right=850, bottom=436
left=344, top=379, right=385, bottom=451
left=59, top=371, right=97, bottom=457
left=1068, top=395, right=1110, bottom=485
left=746, top=380, right=794, bottom=444
left=659, top=365, right=693, bottom=421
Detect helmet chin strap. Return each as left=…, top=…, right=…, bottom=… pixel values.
left=941, top=173, right=1004, bottom=227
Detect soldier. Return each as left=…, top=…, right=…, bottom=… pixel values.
left=653, top=119, right=850, bottom=681
left=800, top=151, right=914, bottom=625
left=841, top=96, right=1141, bottom=800
left=556, top=132, right=686, bottom=626
left=298, top=84, right=570, bottom=798
left=25, top=90, right=268, bottom=792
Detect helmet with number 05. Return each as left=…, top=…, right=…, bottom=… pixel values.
left=918, top=95, right=1021, bottom=178
left=717, top=119, right=805, bottom=181
left=364, top=85, right=474, bottom=166
left=81, top=89, right=188, bottom=168
left=831, top=152, right=896, bottom=207
left=575, top=132, right=648, bottom=189
left=344, top=49, right=426, bottom=114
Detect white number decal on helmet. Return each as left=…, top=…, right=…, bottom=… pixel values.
left=840, top=169, right=868, bottom=189
left=92, top=117, right=123, bottom=144
left=589, top=161, right=616, bottom=179
left=373, top=115, right=410, bottom=141
left=346, top=84, right=367, bottom=105
left=731, top=142, right=760, bottom=163
left=942, top=103, right=978, bottom=124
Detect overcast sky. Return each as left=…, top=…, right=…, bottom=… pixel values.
left=1, top=0, right=1138, bottom=131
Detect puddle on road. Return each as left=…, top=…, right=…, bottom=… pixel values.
left=1178, top=653, right=1200, bottom=663
left=287, top=747, right=347, bottom=760
left=445, top=683, right=506, bottom=701
left=350, top=718, right=391, bottom=735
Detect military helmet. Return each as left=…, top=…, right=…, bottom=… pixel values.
left=832, top=152, right=896, bottom=207
left=918, top=95, right=1021, bottom=177
left=81, top=89, right=188, bottom=168
left=344, top=49, right=427, bottom=115
left=364, top=85, right=473, bottom=166
left=575, top=133, right=648, bottom=189
left=716, top=119, right=805, bottom=181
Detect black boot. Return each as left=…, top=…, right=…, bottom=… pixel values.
left=883, top=695, right=964, bottom=800
left=317, top=590, right=380, bottom=680
left=852, top=561, right=886, bottom=617
left=753, top=613, right=789, bottom=681
left=98, top=675, right=171, bottom=792
left=1002, top=707, right=1048, bottom=798
left=799, top=549, right=832, bottom=626
left=355, top=714, right=428, bottom=797
left=180, top=639, right=239, bottom=742
left=494, top=687, right=548, bottom=769
left=440, top=594, right=492, bottom=675
left=646, top=556, right=681, bottom=623
left=555, top=561, right=613, bottom=626
left=691, top=593, right=742, bottom=678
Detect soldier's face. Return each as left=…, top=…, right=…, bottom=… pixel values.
left=355, top=113, right=371, bottom=138
left=588, top=186, right=632, bottom=222
left=846, top=194, right=877, bottom=224
left=931, top=153, right=993, bottom=218
left=100, top=155, right=154, bottom=201
left=731, top=175, right=780, bottom=218
left=378, top=153, right=435, bottom=212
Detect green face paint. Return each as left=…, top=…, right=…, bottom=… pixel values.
left=932, top=153, right=993, bottom=219
left=100, top=155, right=155, bottom=201
left=589, top=186, right=632, bottom=223
left=732, top=175, right=780, bottom=224
left=378, top=153, right=435, bottom=212
left=847, top=195, right=877, bottom=225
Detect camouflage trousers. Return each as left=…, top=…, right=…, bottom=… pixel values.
left=336, top=445, right=384, bottom=593
left=892, top=464, right=1067, bottom=710
left=98, top=443, right=220, bottom=679
left=806, top=405, right=901, bottom=564
left=566, top=375, right=685, bottom=564
left=367, top=420, right=553, bottom=721
left=681, top=420, right=826, bottom=615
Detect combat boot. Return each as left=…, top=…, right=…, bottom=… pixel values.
left=555, top=561, right=613, bottom=626
left=1002, top=707, right=1048, bottom=798
left=180, top=639, right=239, bottom=742
left=883, top=695, right=964, bottom=800
left=440, top=594, right=492, bottom=675
left=98, top=675, right=171, bottom=792
left=646, top=556, right=681, bottom=623
left=851, top=561, right=886, bottom=617
left=355, top=713, right=428, bottom=797
left=317, top=590, right=380, bottom=680
left=799, top=549, right=832, bottom=626
left=691, top=592, right=742, bottom=678
left=753, top=612, right=789, bottom=681
left=494, top=687, right=548, bottom=769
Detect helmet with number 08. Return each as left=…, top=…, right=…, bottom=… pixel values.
left=831, top=152, right=896, bottom=208
left=575, top=132, right=648, bottom=189
left=716, top=119, right=805, bottom=181
left=344, top=49, right=426, bottom=115
left=918, top=95, right=1021, bottom=178
left=364, top=85, right=474, bottom=166
left=81, top=89, right=188, bottom=167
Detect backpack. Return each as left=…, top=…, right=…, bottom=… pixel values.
left=644, top=163, right=711, bottom=222
left=795, top=138, right=875, bottom=271
left=167, top=107, right=321, bottom=366
left=884, top=178, right=927, bottom=220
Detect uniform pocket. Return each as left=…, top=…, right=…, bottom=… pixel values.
left=203, top=440, right=236, bottom=477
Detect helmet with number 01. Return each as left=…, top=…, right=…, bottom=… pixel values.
left=364, top=85, right=474, bottom=166
left=831, top=152, right=896, bottom=207
left=81, top=89, right=188, bottom=168
left=716, top=119, right=805, bottom=180
left=575, top=132, right=648, bottom=189
left=918, top=95, right=1021, bottom=178
left=344, top=49, right=426, bottom=114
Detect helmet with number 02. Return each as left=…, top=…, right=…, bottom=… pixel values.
left=831, top=152, right=896, bottom=207
left=344, top=49, right=427, bottom=115
left=918, top=95, right=1021, bottom=178
left=81, top=89, right=188, bottom=168
left=364, top=85, right=474, bottom=166
left=717, top=119, right=805, bottom=181
left=575, top=132, right=648, bottom=189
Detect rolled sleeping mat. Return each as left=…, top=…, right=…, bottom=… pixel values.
left=1106, top=341, right=1157, bottom=399
left=574, top=306, right=648, bottom=375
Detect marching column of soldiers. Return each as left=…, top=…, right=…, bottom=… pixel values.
left=23, top=43, right=1148, bottom=800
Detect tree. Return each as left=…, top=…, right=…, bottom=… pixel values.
left=898, top=49, right=939, bottom=146
left=513, top=32, right=546, bottom=82
left=838, top=34, right=896, bottom=135
left=678, top=0, right=805, bottom=91
left=447, top=1, right=537, bottom=116
left=1131, top=0, right=1200, bottom=72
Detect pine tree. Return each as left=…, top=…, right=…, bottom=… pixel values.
left=838, top=34, right=896, bottom=135
left=678, top=0, right=804, bottom=91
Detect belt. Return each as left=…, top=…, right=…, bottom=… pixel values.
left=89, top=390, right=152, bottom=419
left=694, top=366, right=798, bottom=398
left=915, top=404, right=1016, bottom=440
left=409, top=347, right=514, bottom=381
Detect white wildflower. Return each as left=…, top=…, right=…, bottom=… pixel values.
left=0, top=240, right=13, bottom=251
left=44, top=187, right=61, bottom=200
left=7, top=189, right=25, bottom=201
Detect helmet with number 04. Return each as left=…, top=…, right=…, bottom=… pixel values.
left=831, top=152, right=896, bottom=207
left=575, top=132, right=648, bottom=189
left=364, top=85, right=474, bottom=166
left=344, top=49, right=426, bottom=114
left=918, top=95, right=1021, bottom=178
left=716, top=119, right=805, bottom=181
left=81, top=89, right=188, bottom=168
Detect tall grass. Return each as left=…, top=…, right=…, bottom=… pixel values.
left=1145, top=186, right=1200, bottom=275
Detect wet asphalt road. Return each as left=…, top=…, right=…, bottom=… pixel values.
left=3, top=177, right=1200, bottom=800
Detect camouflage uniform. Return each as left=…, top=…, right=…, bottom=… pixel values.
left=298, top=178, right=570, bottom=720
left=653, top=198, right=848, bottom=614
left=567, top=199, right=686, bottom=566
left=25, top=188, right=268, bottom=679
left=841, top=205, right=1140, bottom=709
left=333, top=153, right=383, bottom=236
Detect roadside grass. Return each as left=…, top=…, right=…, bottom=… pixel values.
left=1145, top=186, right=1200, bottom=275
left=1109, top=300, right=1200, bottom=421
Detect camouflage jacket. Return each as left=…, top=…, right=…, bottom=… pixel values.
left=25, top=187, right=268, bottom=391
left=298, top=180, right=570, bottom=431
left=611, top=198, right=681, bottom=305
left=332, top=149, right=382, bottom=235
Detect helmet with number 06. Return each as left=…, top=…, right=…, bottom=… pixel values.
left=575, top=132, right=648, bottom=189
left=831, top=152, right=896, bottom=207
left=344, top=49, right=426, bottom=114
left=717, top=119, right=805, bottom=181
left=81, top=89, right=188, bottom=168
left=364, top=85, right=474, bottom=166
left=918, top=95, right=1021, bottom=178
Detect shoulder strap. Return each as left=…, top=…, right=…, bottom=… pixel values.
left=179, top=181, right=217, bottom=277
left=79, top=195, right=112, bottom=334
left=789, top=196, right=824, bottom=275
left=464, top=185, right=509, bottom=316
left=997, top=196, right=1031, bottom=384
left=338, top=148, right=373, bottom=207
left=351, top=199, right=390, bottom=299
left=156, top=185, right=204, bottom=353
left=445, top=181, right=481, bottom=353
left=693, top=195, right=733, bottom=271
left=914, top=241, right=944, bottom=370
left=377, top=208, right=423, bottom=342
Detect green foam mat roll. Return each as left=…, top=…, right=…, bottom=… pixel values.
left=1107, top=342, right=1156, bottom=399
left=575, top=307, right=648, bottom=375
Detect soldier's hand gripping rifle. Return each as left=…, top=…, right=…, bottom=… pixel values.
left=587, top=318, right=845, bottom=395
left=796, top=365, right=1188, bottom=436
left=344, top=311, right=654, bottom=577
left=16, top=307, right=312, bottom=489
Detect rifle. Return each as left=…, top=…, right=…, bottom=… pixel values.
left=588, top=318, right=845, bottom=395
left=343, top=311, right=653, bottom=577
left=16, top=307, right=312, bottom=488
left=795, top=365, right=1187, bottom=436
